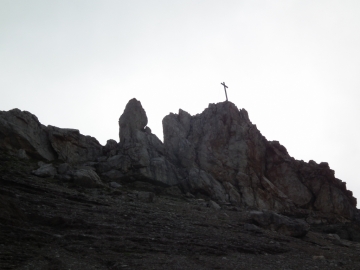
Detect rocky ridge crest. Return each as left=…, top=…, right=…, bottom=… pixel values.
left=0, top=98, right=357, bottom=221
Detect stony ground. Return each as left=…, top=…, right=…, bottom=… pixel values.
left=1, top=154, right=360, bottom=270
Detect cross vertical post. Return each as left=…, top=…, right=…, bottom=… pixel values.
left=221, top=82, right=228, bottom=101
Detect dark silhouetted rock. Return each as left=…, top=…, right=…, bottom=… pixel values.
left=244, top=223, right=262, bottom=232
left=57, top=163, right=71, bottom=175
left=119, top=98, right=148, bottom=143
left=47, top=126, right=103, bottom=163
left=208, top=200, right=221, bottom=210
left=2, top=99, right=360, bottom=269
left=250, top=210, right=310, bottom=237
left=162, top=101, right=356, bottom=219
left=0, top=99, right=357, bottom=221
left=0, top=110, right=103, bottom=164
left=72, top=168, right=103, bottom=188
left=104, top=139, right=118, bottom=157
left=0, top=109, right=56, bottom=160
left=109, top=181, right=122, bottom=188
left=116, top=98, right=180, bottom=186
left=32, top=163, right=57, bottom=178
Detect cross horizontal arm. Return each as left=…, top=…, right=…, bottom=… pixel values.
left=221, top=82, right=228, bottom=88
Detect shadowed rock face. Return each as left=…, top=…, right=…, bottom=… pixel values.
left=0, top=109, right=56, bottom=161
left=0, top=99, right=357, bottom=219
left=163, top=102, right=287, bottom=210
left=0, top=109, right=103, bottom=163
left=116, top=98, right=179, bottom=186
left=162, top=101, right=357, bottom=219
left=119, top=98, right=148, bottom=143
left=47, top=126, right=103, bottom=163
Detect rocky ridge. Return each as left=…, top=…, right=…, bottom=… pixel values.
left=1, top=98, right=360, bottom=269
left=0, top=99, right=357, bottom=221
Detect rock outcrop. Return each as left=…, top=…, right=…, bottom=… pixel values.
left=163, top=102, right=290, bottom=210
left=162, top=101, right=357, bottom=219
left=0, top=109, right=56, bottom=161
left=47, top=126, right=103, bottom=163
left=118, top=98, right=148, bottom=143
left=32, top=162, right=57, bottom=178
left=72, top=168, right=103, bottom=188
left=0, top=109, right=103, bottom=163
left=0, top=99, right=357, bottom=220
left=93, top=99, right=180, bottom=187
left=249, top=210, right=310, bottom=237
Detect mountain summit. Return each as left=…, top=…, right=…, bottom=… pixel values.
left=0, top=99, right=357, bottom=219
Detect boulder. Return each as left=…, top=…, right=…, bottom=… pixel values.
left=17, top=149, right=29, bottom=159
left=208, top=200, right=221, bottom=210
left=109, top=182, right=122, bottom=188
left=57, top=163, right=71, bottom=175
left=72, top=168, right=103, bottom=188
left=243, top=223, right=262, bottom=233
left=187, top=168, right=227, bottom=202
left=250, top=210, right=310, bottom=237
left=32, top=163, right=57, bottom=178
left=55, top=163, right=72, bottom=181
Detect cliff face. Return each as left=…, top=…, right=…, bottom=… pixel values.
left=0, top=109, right=56, bottom=161
left=0, top=109, right=102, bottom=163
left=0, top=99, right=357, bottom=220
left=163, top=101, right=356, bottom=219
left=116, top=98, right=179, bottom=186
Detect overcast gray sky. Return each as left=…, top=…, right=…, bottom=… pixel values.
left=1, top=0, right=360, bottom=203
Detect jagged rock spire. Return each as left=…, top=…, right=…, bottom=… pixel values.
left=119, top=98, right=148, bottom=143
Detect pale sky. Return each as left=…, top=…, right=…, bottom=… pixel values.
left=1, top=1, right=360, bottom=204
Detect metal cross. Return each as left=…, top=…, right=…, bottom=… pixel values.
left=221, top=82, right=228, bottom=101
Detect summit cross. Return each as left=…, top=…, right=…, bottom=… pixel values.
left=221, top=82, right=228, bottom=101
